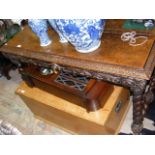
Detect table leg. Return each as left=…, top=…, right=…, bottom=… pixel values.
left=126, top=79, right=147, bottom=134
left=85, top=99, right=101, bottom=112
left=143, top=71, right=155, bottom=112
left=131, top=71, right=155, bottom=134
left=19, top=68, right=35, bottom=87
left=131, top=90, right=145, bottom=134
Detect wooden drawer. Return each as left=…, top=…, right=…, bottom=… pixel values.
left=20, top=65, right=114, bottom=112
left=16, top=82, right=130, bottom=135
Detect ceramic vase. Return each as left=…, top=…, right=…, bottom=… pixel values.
left=54, top=19, right=105, bottom=53
left=28, top=19, right=51, bottom=47
left=48, top=19, right=68, bottom=43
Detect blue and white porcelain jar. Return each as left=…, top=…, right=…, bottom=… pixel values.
left=28, top=19, right=51, bottom=46
left=54, top=19, right=105, bottom=53
left=48, top=19, right=68, bottom=43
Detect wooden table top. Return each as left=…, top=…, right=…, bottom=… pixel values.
left=1, top=20, right=155, bottom=80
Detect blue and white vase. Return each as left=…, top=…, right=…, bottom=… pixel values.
left=54, top=19, right=105, bottom=53
left=48, top=19, right=68, bottom=43
left=28, top=19, right=51, bottom=47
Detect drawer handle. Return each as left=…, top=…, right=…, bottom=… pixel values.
left=40, top=64, right=60, bottom=75
left=40, top=67, right=54, bottom=75
left=115, top=101, right=122, bottom=113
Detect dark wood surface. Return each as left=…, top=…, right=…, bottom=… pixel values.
left=20, top=65, right=114, bottom=112
left=1, top=20, right=155, bottom=80
left=104, top=19, right=155, bottom=36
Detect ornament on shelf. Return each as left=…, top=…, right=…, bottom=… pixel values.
left=28, top=19, right=105, bottom=53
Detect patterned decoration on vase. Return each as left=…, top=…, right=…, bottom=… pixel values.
left=48, top=19, right=68, bottom=43
left=54, top=19, right=105, bottom=53
left=28, top=19, right=51, bottom=47
left=28, top=19, right=105, bottom=53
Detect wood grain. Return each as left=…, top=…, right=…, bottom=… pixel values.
left=1, top=20, right=155, bottom=79
left=16, top=82, right=130, bottom=134
left=104, top=19, right=155, bottom=36
left=20, top=65, right=114, bottom=111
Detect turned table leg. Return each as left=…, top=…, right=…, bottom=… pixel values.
left=131, top=90, right=145, bottom=134
left=143, top=71, right=155, bottom=112
left=130, top=71, right=155, bottom=134
left=126, top=79, right=147, bottom=134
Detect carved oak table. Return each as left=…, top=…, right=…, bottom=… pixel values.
left=1, top=20, right=155, bottom=134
